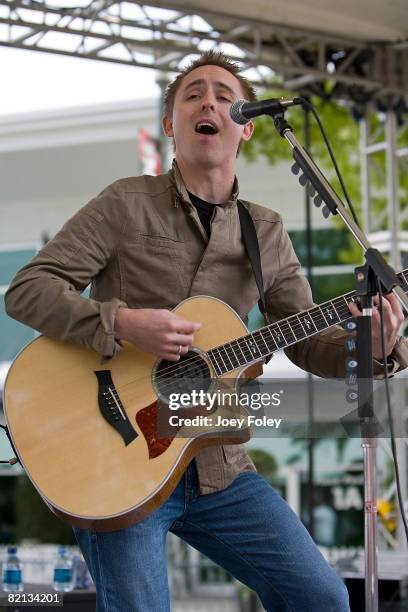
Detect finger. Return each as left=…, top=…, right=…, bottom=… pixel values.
left=348, top=299, right=397, bottom=339
left=375, top=292, right=400, bottom=315
left=376, top=295, right=392, bottom=314
left=371, top=307, right=381, bottom=326
left=347, top=301, right=361, bottom=317
left=177, top=344, right=189, bottom=356
left=168, top=333, right=194, bottom=347
left=377, top=296, right=400, bottom=331
left=370, top=300, right=396, bottom=334
left=372, top=299, right=400, bottom=351
left=169, top=314, right=202, bottom=334
left=163, top=343, right=189, bottom=357
left=383, top=293, right=405, bottom=323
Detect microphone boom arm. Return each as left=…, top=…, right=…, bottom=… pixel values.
left=271, top=110, right=408, bottom=313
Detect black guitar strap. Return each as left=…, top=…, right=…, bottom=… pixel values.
left=237, top=200, right=271, bottom=326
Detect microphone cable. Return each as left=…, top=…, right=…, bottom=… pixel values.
left=295, top=97, right=408, bottom=542
left=377, top=283, right=408, bottom=544
left=299, top=98, right=361, bottom=229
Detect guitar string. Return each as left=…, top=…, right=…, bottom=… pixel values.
left=114, top=295, right=357, bottom=397
left=112, top=301, right=397, bottom=402
left=155, top=272, right=408, bottom=380
left=151, top=292, right=356, bottom=379
left=113, top=275, right=408, bottom=397
left=152, top=293, right=357, bottom=381
left=149, top=307, right=345, bottom=387
left=147, top=281, right=407, bottom=393
left=155, top=304, right=353, bottom=394
left=117, top=297, right=358, bottom=398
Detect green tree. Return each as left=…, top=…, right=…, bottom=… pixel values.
left=242, top=91, right=408, bottom=266
left=243, top=92, right=362, bottom=209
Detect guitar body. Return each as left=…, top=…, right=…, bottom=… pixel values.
left=4, top=296, right=262, bottom=532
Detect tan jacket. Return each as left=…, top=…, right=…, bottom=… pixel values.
left=5, top=162, right=408, bottom=493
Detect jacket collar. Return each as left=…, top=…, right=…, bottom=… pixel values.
left=169, top=159, right=239, bottom=208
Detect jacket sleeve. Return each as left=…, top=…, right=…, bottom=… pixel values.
left=5, top=182, right=128, bottom=358
left=264, top=219, right=408, bottom=379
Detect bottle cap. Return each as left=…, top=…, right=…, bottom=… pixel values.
left=7, top=546, right=17, bottom=554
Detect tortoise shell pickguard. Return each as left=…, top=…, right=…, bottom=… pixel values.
left=135, top=401, right=215, bottom=459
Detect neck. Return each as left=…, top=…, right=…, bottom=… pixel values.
left=176, top=157, right=235, bottom=204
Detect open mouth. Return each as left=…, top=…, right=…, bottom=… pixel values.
left=195, top=121, right=219, bottom=135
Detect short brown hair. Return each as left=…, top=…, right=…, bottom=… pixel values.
left=163, top=50, right=257, bottom=117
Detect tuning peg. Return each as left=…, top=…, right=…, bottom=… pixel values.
left=291, top=162, right=300, bottom=175
left=346, top=389, right=358, bottom=403
left=344, top=319, right=357, bottom=332
left=322, top=205, right=331, bottom=218
left=346, top=372, right=357, bottom=386
left=345, top=337, right=357, bottom=352
left=299, top=174, right=307, bottom=186
left=345, top=356, right=358, bottom=372
left=313, top=195, right=322, bottom=207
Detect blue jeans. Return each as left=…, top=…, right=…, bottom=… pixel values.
left=74, top=462, right=349, bottom=611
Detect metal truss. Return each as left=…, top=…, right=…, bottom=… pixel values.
left=360, top=112, right=408, bottom=266
left=0, top=0, right=407, bottom=105
left=360, top=111, right=408, bottom=552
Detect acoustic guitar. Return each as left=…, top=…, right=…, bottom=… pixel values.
left=4, top=275, right=407, bottom=532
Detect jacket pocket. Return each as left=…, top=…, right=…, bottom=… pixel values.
left=132, top=233, right=182, bottom=249
left=122, top=233, right=187, bottom=307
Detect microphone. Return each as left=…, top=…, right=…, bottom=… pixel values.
left=230, top=97, right=304, bottom=125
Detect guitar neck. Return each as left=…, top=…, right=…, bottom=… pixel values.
left=207, top=268, right=408, bottom=377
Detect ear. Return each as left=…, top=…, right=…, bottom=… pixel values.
left=241, top=120, right=254, bottom=142
left=162, top=115, right=174, bottom=137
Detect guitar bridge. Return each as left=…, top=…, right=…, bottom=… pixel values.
left=94, top=370, right=138, bottom=446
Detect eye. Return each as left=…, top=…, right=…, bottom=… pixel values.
left=218, top=95, right=231, bottom=102
left=187, top=93, right=200, bottom=100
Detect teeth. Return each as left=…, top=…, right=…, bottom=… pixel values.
left=196, top=122, right=217, bottom=134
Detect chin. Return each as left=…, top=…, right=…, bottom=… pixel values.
left=190, top=150, right=225, bottom=168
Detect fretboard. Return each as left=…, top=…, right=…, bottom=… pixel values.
left=207, top=268, right=408, bottom=376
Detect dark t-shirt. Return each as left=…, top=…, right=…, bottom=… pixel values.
left=188, top=191, right=221, bottom=238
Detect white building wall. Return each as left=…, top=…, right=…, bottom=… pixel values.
left=0, top=98, right=327, bottom=248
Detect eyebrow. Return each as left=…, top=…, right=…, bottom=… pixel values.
left=183, top=79, right=235, bottom=96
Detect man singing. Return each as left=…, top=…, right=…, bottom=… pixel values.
left=5, top=51, right=407, bottom=611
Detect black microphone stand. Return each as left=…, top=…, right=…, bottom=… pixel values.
left=266, top=105, right=408, bottom=612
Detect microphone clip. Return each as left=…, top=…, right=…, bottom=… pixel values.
left=272, top=109, right=292, bottom=137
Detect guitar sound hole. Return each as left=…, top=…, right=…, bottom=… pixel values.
left=153, top=349, right=212, bottom=405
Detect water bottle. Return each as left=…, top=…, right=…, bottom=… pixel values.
left=53, top=547, right=73, bottom=592
left=2, top=546, right=23, bottom=592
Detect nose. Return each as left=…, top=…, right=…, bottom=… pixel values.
left=201, top=91, right=216, bottom=111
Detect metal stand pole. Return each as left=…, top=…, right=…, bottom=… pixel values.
left=266, top=106, right=408, bottom=611
left=355, top=268, right=381, bottom=612
left=363, top=438, right=378, bottom=611
left=304, top=103, right=315, bottom=538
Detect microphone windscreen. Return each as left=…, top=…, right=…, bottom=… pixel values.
left=229, top=100, right=249, bottom=125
